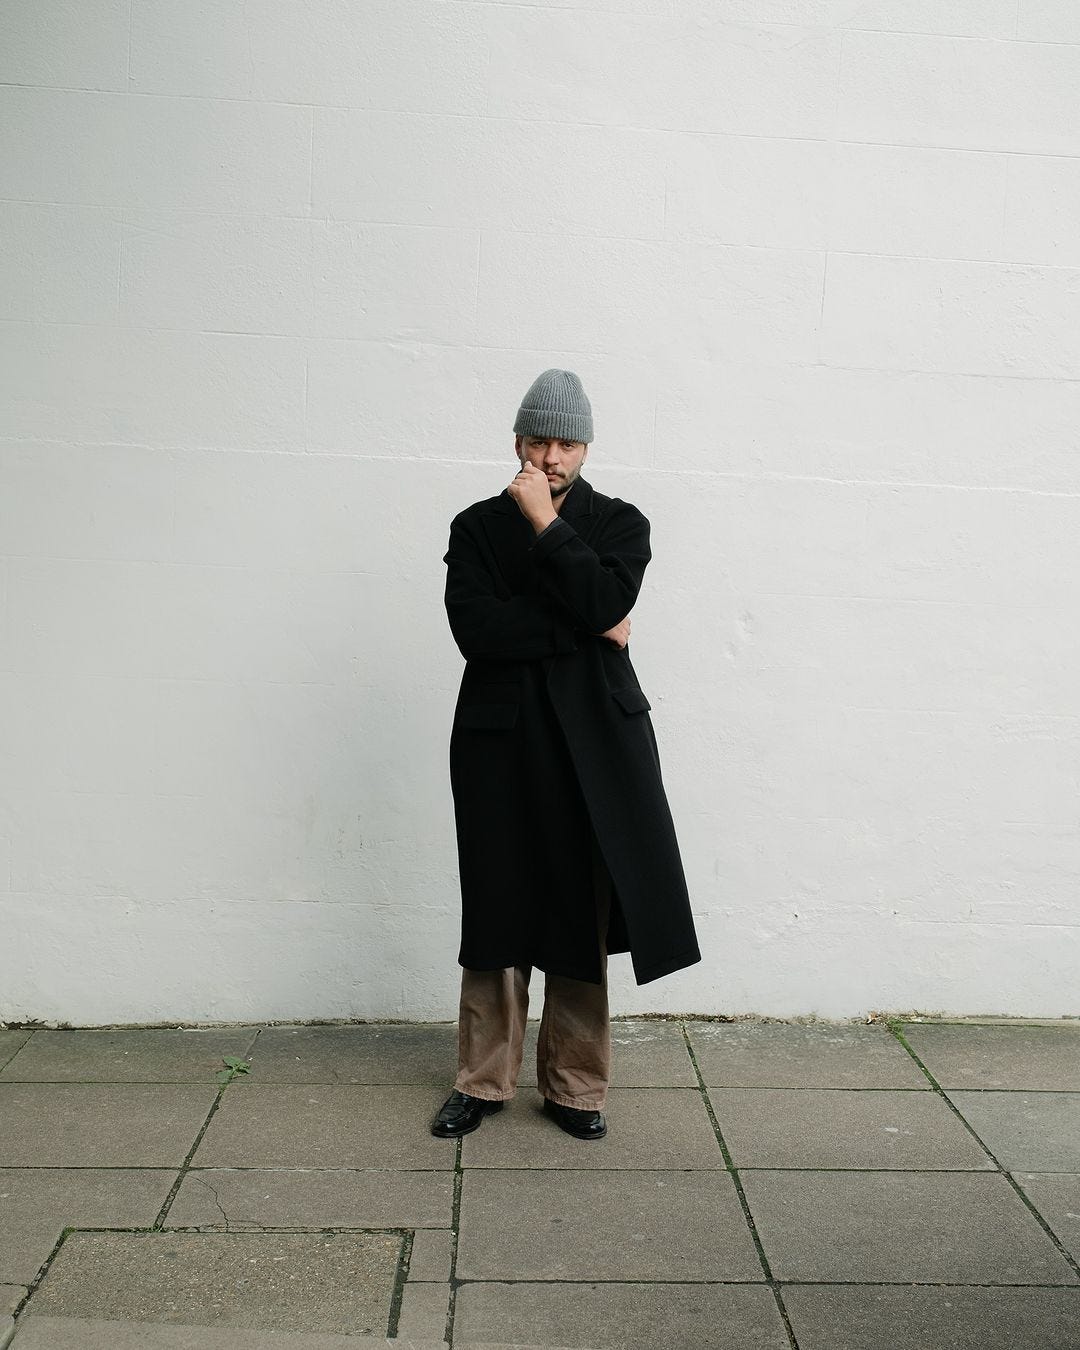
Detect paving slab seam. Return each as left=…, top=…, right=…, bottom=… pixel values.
left=150, top=1028, right=261, bottom=1230
left=0, top=1034, right=34, bottom=1076
left=180, top=1166, right=455, bottom=1176
left=887, top=1018, right=1080, bottom=1283
left=445, top=1139, right=464, bottom=1348
left=158, top=1225, right=437, bottom=1235
left=163, top=1222, right=420, bottom=1239
left=386, top=1229, right=415, bottom=1338
left=447, top=1275, right=1080, bottom=1286
left=0, top=1165, right=462, bottom=1173
left=776, top=1278, right=1080, bottom=1288
left=679, top=1021, right=801, bottom=1350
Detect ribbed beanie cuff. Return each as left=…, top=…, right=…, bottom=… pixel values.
left=513, top=368, right=593, bottom=444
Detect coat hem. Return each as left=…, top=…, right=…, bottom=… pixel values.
left=631, top=946, right=702, bottom=986
left=459, top=953, right=606, bottom=986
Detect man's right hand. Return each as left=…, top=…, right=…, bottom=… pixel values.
left=598, top=616, right=631, bottom=649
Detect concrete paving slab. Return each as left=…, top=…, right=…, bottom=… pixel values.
left=947, top=1091, right=1080, bottom=1170
left=247, top=1026, right=457, bottom=1086
left=739, top=1169, right=1079, bottom=1284
left=1014, top=1172, right=1080, bottom=1262
left=0, top=1034, right=32, bottom=1069
left=0, top=1028, right=259, bottom=1082
left=165, top=1168, right=453, bottom=1231
left=686, top=1022, right=928, bottom=1088
left=0, top=1289, right=23, bottom=1317
left=461, top=1088, right=722, bottom=1170
left=783, top=1284, right=1080, bottom=1350
left=607, top=1022, right=697, bottom=1087
left=27, top=1230, right=402, bottom=1335
left=406, top=1231, right=453, bottom=1282
left=454, top=1281, right=787, bottom=1349
left=0, top=1083, right=217, bottom=1166
left=456, top=1170, right=762, bottom=1282
left=0, top=1167, right=175, bottom=1285
left=901, top=1021, right=1080, bottom=1090
left=395, top=1283, right=449, bottom=1342
left=191, top=1086, right=455, bottom=1170
left=8, top=1316, right=446, bottom=1348
left=706, top=1086, right=994, bottom=1169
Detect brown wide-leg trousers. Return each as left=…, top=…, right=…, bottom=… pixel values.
left=454, top=832, right=613, bottom=1111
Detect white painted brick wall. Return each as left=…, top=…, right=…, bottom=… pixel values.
left=1, top=0, right=1078, bottom=1024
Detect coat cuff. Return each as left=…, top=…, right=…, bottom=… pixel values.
left=528, top=514, right=574, bottom=560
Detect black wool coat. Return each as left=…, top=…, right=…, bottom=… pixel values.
left=443, top=475, right=701, bottom=986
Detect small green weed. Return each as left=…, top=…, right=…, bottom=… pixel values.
left=215, top=1055, right=252, bottom=1087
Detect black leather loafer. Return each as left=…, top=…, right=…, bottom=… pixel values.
left=431, top=1089, right=504, bottom=1138
left=543, top=1096, right=607, bottom=1140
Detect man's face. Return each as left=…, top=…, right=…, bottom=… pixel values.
left=515, top=434, right=588, bottom=499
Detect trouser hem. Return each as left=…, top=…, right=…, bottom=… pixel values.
left=542, top=1088, right=606, bottom=1111
left=453, top=1079, right=517, bottom=1102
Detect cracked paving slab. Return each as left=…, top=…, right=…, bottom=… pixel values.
left=164, top=1168, right=453, bottom=1231
left=191, top=1086, right=455, bottom=1169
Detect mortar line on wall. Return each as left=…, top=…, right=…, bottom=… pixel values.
left=10, top=309, right=1080, bottom=365
left=3, top=80, right=1080, bottom=156
left=452, top=0, right=1031, bottom=35
left=3, top=440, right=1080, bottom=500
left=4, top=209, right=1080, bottom=262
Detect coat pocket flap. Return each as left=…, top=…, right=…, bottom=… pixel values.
left=458, top=702, right=520, bottom=730
left=611, top=686, right=652, bottom=714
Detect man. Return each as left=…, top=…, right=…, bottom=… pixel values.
left=433, top=368, right=700, bottom=1142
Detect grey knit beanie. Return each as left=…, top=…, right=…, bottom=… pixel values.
left=513, top=368, right=593, bottom=444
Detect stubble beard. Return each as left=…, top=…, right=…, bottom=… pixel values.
left=548, top=467, right=580, bottom=499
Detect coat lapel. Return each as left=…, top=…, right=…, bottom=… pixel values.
left=480, top=477, right=597, bottom=592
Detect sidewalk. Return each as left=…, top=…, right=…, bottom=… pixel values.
left=1, top=1016, right=1078, bottom=1349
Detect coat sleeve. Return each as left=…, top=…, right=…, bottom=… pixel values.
left=528, top=499, right=652, bottom=634
left=443, top=513, right=579, bottom=661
